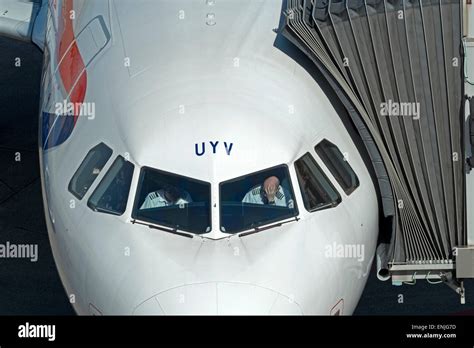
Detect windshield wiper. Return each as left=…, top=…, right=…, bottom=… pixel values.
left=131, top=219, right=194, bottom=238
left=311, top=201, right=339, bottom=212
left=238, top=217, right=299, bottom=237
left=90, top=205, right=122, bottom=216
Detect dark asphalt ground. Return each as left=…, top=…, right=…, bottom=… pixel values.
left=0, top=36, right=473, bottom=315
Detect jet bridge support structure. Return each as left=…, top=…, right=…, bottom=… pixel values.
left=282, top=0, right=473, bottom=302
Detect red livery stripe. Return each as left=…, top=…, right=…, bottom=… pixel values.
left=58, top=0, right=87, bottom=123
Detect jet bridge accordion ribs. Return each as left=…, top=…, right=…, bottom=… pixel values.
left=283, top=0, right=467, bottom=283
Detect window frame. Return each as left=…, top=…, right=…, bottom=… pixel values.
left=218, top=164, right=299, bottom=234
left=314, top=139, right=360, bottom=196
left=68, top=142, right=113, bottom=200
left=131, top=166, right=212, bottom=234
left=87, top=155, right=135, bottom=216
left=294, top=152, right=342, bottom=213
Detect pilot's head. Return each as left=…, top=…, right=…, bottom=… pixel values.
left=163, top=184, right=181, bottom=203
left=262, top=176, right=280, bottom=203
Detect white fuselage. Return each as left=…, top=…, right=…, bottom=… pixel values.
left=39, top=0, right=378, bottom=315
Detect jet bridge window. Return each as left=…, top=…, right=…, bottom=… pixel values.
left=219, top=165, right=298, bottom=233
left=315, top=139, right=360, bottom=195
left=294, top=153, right=341, bottom=212
left=87, top=156, right=134, bottom=216
left=68, top=142, right=113, bottom=199
left=132, top=168, right=211, bottom=234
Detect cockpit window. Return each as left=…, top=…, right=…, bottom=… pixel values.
left=294, top=153, right=341, bottom=212
left=315, top=139, right=360, bottom=195
left=68, top=142, right=112, bottom=199
left=219, top=165, right=298, bottom=233
left=132, top=167, right=211, bottom=234
left=87, top=156, right=134, bottom=215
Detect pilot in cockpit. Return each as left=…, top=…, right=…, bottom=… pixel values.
left=242, top=176, right=294, bottom=208
left=140, top=183, right=192, bottom=209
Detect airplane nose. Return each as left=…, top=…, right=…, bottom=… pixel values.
left=133, top=282, right=302, bottom=315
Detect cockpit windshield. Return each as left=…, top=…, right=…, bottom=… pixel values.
left=132, top=167, right=211, bottom=234
left=219, top=165, right=298, bottom=233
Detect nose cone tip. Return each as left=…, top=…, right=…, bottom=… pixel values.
left=133, top=282, right=302, bottom=315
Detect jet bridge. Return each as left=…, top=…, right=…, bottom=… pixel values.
left=282, top=0, right=474, bottom=302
